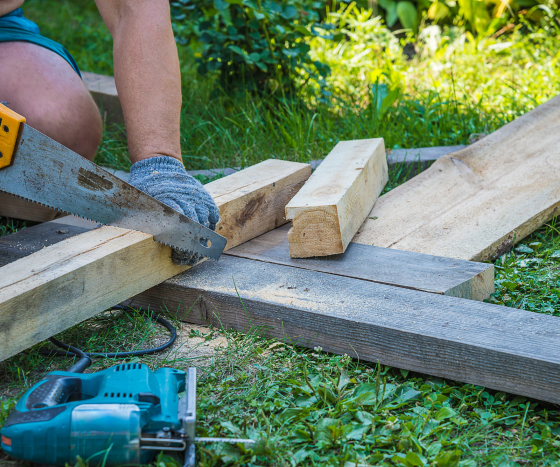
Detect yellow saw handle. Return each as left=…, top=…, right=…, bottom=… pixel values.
left=0, top=103, right=25, bottom=170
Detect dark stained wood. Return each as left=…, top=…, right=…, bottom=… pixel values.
left=130, top=255, right=560, bottom=404
left=226, top=225, right=494, bottom=300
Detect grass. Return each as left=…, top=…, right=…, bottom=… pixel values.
left=3, top=1, right=560, bottom=465
left=22, top=0, right=555, bottom=172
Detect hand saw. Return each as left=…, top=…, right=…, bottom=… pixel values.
left=0, top=103, right=227, bottom=261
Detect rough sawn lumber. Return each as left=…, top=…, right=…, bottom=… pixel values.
left=0, top=160, right=310, bottom=362
left=0, top=192, right=61, bottom=222
left=226, top=224, right=494, bottom=300
left=131, top=254, right=560, bottom=404
left=353, top=96, right=560, bottom=261
left=286, top=139, right=387, bottom=258
left=0, top=220, right=494, bottom=301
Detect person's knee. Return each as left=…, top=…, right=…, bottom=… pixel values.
left=26, top=87, right=103, bottom=161
left=0, top=42, right=103, bottom=161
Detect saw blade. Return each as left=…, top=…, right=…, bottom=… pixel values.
left=0, top=124, right=227, bottom=260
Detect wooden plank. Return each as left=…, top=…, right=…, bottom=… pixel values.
left=0, top=191, right=62, bottom=222
left=130, top=254, right=560, bottom=404
left=0, top=219, right=494, bottom=301
left=207, top=159, right=311, bottom=250
left=0, top=218, right=92, bottom=267
left=82, top=72, right=124, bottom=126
left=0, top=226, right=187, bottom=362
left=286, top=139, right=387, bottom=258
left=0, top=160, right=310, bottom=362
left=353, top=96, right=560, bottom=261
left=226, top=224, right=494, bottom=301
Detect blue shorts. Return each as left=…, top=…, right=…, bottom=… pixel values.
left=0, top=8, right=81, bottom=78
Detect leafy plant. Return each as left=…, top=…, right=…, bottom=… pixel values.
left=352, top=0, right=560, bottom=35
left=171, top=0, right=332, bottom=94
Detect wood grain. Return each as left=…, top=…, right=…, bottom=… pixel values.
left=0, top=227, right=188, bottom=362
left=206, top=159, right=311, bottom=250
left=131, top=255, right=560, bottom=404
left=226, top=224, right=494, bottom=300
left=0, top=191, right=62, bottom=222
left=286, top=139, right=387, bottom=258
left=0, top=161, right=310, bottom=362
left=353, top=96, right=560, bottom=261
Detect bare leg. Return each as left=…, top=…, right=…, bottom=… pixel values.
left=0, top=42, right=102, bottom=161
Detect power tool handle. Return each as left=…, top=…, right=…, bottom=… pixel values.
left=26, top=377, right=82, bottom=409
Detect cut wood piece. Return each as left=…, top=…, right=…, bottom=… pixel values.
left=0, top=227, right=187, bottom=362
left=206, top=159, right=311, bottom=250
left=226, top=224, right=494, bottom=300
left=130, top=255, right=560, bottom=404
left=82, top=72, right=124, bottom=126
left=353, top=96, right=560, bottom=261
left=0, top=160, right=310, bottom=362
left=286, top=139, right=387, bottom=258
left=0, top=191, right=63, bottom=222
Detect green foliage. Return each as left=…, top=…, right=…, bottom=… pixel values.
left=354, top=0, right=560, bottom=35
left=171, top=0, right=332, bottom=94
left=0, top=217, right=28, bottom=238
left=23, top=0, right=114, bottom=75
left=5, top=319, right=560, bottom=466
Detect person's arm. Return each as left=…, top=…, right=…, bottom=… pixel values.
left=94, top=0, right=182, bottom=164
left=95, top=0, right=219, bottom=265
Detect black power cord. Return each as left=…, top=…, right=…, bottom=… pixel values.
left=43, top=305, right=178, bottom=373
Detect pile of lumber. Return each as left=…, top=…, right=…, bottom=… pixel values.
left=2, top=96, right=560, bottom=403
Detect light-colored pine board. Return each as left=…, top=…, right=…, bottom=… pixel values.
left=207, top=159, right=311, bottom=250
left=353, top=96, right=560, bottom=261
left=0, top=227, right=186, bottom=362
left=0, top=160, right=310, bottom=362
left=131, top=255, right=560, bottom=404
left=0, top=191, right=63, bottom=222
left=226, top=224, right=494, bottom=301
left=286, top=139, right=387, bottom=258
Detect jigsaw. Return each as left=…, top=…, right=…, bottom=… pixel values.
left=1, top=363, right=252, bottom=466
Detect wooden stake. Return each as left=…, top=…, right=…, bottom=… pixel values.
left=286, top=139, right=387, bottom=258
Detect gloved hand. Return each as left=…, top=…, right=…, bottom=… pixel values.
left=128, top=156, right=220, bottom=265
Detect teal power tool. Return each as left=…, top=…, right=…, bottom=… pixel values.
left=0, top=322, right=253, bottom=466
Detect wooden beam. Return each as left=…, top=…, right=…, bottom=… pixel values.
left=207, top=159, right=311, bottom=250
left=130, top=255, right=560, bottom=404
left=226, top=224, right=494, bottom=301
left=353, top=96, right=560, bottom=261
left=0, top=160, right=310, bottom=362
left=82, top=72, right=123, bottom=126
left=286, top=139, right=387, bottom=258
left=0, top=191, right=61, bottom=222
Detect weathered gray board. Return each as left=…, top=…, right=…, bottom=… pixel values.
left=82, top=72, right=123, bottom=126
left=0, top=220, right=559, bottom=403
left=129, top=255, right=560, bottom=404
left=0, top=219, right=492, bottom=300
left=226, top=224, right=493, bottom=301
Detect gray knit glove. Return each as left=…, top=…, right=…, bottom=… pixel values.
left=128, top=156, right=220, bottom=265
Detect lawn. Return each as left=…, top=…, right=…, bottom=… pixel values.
left=2, top=1, right=560, bottom=466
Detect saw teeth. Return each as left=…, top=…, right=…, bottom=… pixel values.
left=0, top=191, right=212, bottom=259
